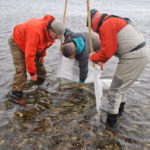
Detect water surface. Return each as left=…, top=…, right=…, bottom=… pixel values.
left=0, top=0, right=150, bottom=149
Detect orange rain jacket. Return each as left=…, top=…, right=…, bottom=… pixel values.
left=90, top=14, right=127, bottom=63
left=13, top=15, right=56, bottom=75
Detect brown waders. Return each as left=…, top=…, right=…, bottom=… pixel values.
left=106, top=24, right=150, bottom=128
left=8, top=35, right=46, bottom=105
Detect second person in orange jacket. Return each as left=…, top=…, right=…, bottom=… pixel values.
left=88, top=9, right=150, bottom=128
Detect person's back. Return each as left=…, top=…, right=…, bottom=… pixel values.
left=14, top=18, right=43, bottom=51
left=64, top=29, right=100, bottom=59
left=116, top=22, right=145, bottom=56
left=13, top=15, right=55, bottom=52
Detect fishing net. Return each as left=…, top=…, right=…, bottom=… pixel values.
left=57, top=53, right=103, bottom=110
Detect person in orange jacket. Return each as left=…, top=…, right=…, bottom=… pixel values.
left=88, top=9, right=150, bottom=128
left=8, top=14, right=64, bottom=105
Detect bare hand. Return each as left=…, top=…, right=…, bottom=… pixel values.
left=39, top=57, right=44, bottom=65
left=98, top=62, right=103, bottom=70
left=89, top=52, right=96, bottom=58
left=30, top=73, right=37, bottom=81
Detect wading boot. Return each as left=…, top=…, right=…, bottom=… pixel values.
left=10, top=91, right=27, bottom=105
left=106, top=113, right=118, bottom=128
left=118, top=102, right=125, bottom=117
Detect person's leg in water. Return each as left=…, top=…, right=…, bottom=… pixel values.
left=8, top=35, right=27, bottom=105
left=107, top=46, right=150, bottom=128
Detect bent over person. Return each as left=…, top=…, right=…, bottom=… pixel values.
left=62, top=28, right=101, bottom=88
left=88, top=9, right=150, bottom=128
left=8, top=14, right=64, bottom=105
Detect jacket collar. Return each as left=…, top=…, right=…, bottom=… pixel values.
left=72, top=38, right=85, bottom=55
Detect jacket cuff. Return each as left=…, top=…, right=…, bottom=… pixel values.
left=30, top=73, right=35, bottom=76
left=90, top=53, right=100, bottom=62
left=79, top=80, right=85, bottom=84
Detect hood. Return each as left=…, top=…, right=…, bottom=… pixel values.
left=42, top=14, right=55, bottom=29
left=72, top=38, right=85, bottom=55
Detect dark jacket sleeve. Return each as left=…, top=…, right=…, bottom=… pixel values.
left=78, top=58, right=88, bottom=83
left=92, top=33, right=101, bottom=52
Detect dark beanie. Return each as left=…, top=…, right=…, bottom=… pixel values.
left=90, top=9, right=98, bottom=20
left=87, top=9, right=98, bottom=27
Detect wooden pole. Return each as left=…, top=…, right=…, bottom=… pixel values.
left=60, top=0, right=68, bottom=50
left=87, top=0, right=95, bottom=67
left=63, top=0, right=68, bottom=25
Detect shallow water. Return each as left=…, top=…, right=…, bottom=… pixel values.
left=0, top=0, right=150, bottom=149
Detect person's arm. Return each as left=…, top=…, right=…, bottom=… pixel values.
left=25, top=28, right=39, bottom=79
left=38, top=40, right=56, bottom=65
left=78, top=58, right=88, bottom=88
left=90, top=23, right=117, bottom=63
left=92, top=33, right=101, bottom=52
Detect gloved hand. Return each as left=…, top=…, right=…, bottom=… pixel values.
left=30, top=73, right=37, bottom=81
left=39, top=57, right=44, bottom=65
left=78, top=83, right=84, bottom=89
left=98, top=62, right=103, bottom=70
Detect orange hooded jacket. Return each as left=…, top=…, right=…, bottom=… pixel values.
left=90, top=13, right=127, bottom=63
left=13, top=15, right=56, bottom=75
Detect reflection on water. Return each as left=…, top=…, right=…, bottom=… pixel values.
left=0, top=0, right=150, bottom=149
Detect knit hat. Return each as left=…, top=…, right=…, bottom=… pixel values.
left=90, top=9, right=98, bottom=21
left=90, top=9, right=102, bottom=32
left=51, top=19, right=65, bottom=41
left=87, top=9, right=98, bottom=27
